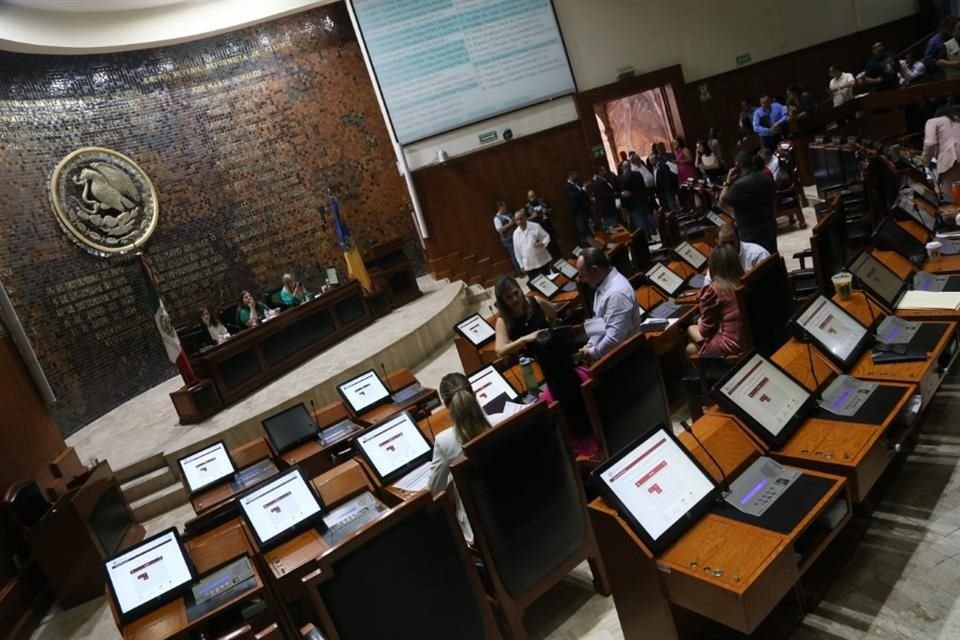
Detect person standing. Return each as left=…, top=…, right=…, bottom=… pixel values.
left=652, top=144, right=680, bottom=212
left=786, top=84, right=818, bottom=118
left=720, top=151, right=778, bottom=254
left=707, top=128, right=725, bottom=168
left=619, top=157, right=656, bottom=237
left=937, top=19, right=960, bottom=81
left=828, top=64, right=856, bottom=107
left=563, top=169, right=591, bottom=241
left=524, top=189, right=558, bottom=258
left=922, top=105, right=960, bottom=203
left=752, top=94, right=789, bottom=150
left=592, top=164, right=621, bottom=230
left=696, top=139, right=723, bottom=183
left=493, top=200, right=520, bottom=273
left=738, top=99, right=756, bottom=142
left=924, top=16, right=959, bottom=82
left=862, top=42, right=901, bottom=92
left=512, top=209, right=552, bottom=278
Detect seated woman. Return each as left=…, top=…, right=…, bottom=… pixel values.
left=686, top=244, right=747, bottom=358
left=199, top=306, right=231, bottom=344
left=280, top=273, right=309, bottom=306
left=493, top=275, right=557, bottom=358
left=237, top=290, right=270, bottom=328
left=428, top=372, right=492, bottom=545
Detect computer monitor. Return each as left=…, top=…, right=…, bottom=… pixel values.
left=873, top=218, right=926, bottom=264
left=177, top=441, right=237, bottom=495
left=894, top=192, right=936, bottom=233
left=104, top=527, right=196, bottom=624
left=354, top=412, right=432, bottom=485
left=454, top=313, right=496, bottom=347
left=337, top=369, right=392, bottom=415
left=645, top=263, right=686, bottom=298
left=792, top=295, right=871, bottom=370
left=237, top=466, right=325, bottom=548
left=713, top=353, right=815, bottom=449
left=261, top=403, right=319, bottom=454
left=468, top=365, right=520, bottom=417
left=674, top=241, right=708, bottom=271
left=592, top=425, right=718, bottom=555
left=527, top=273, right=560, bottom=299
left=553, top=258, right=578, bottom=279
left=848, top=251, right=909, bottom=310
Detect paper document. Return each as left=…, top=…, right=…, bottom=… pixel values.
left=896, top=290, right=960, bottom=311
left=876, top=316, right=920, bottom=345
left=487, top=400, right=527, bottom=425
left=641, top=317, right=678, bottom=330
left=546, top=273, right=559, bottom=281
left=393, top=462, right=431, bottom=493
left=584, top=317, right=606, bottom=339
left=818, top=375, right=878, bottom=417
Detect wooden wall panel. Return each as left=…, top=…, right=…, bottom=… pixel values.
left=413, top=122, right=593, bottom=267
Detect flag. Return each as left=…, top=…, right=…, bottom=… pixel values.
left=139, top=252, right=197, bottom=386
left=330, top=196, right=372, bottom=292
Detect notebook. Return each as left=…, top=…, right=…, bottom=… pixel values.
left=896, top=290, right=960, bottom=311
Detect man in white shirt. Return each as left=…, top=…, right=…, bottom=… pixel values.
left=828, top=64, right=855, bottom=107
left=576, top=247, right=643, bottom=362
left=703, top=223, right=771, bottom=285
left=512, top=210, right=552, bottom=277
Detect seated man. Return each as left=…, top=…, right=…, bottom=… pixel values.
left=280, top=273, right=309, bottom=306
left=703, top=223, right=770, bottom=285
left=576, top=247, right=643, bottom=363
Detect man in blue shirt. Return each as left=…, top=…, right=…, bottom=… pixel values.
left=576, top=247, right=642, bottom=362
left=923, top=16, right=958, bottom=82
left=753, top=95, right=789, bottom=150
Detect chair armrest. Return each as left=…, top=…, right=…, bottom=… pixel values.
left=792, top=249, right=813, bottom=269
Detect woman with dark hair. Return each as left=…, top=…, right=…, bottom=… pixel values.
left=674, top=137, right=695, bottom=184
left=428, top=372, right=493, bottom=544
left=199, top=306, right=230, bottom=344
left=696, top=139, right=723, bottom=182
left=237, top=290, right=270, bottom=328
left=493, top=275, right=557, bottom=357
left=923, top=104, right=960, bottom=202
left=707, top=128, right=725, bottom=168
left=686, top=244, right=748, bottom=357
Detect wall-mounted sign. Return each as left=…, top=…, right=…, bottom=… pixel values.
left=736, top=53, right=752, bottom=66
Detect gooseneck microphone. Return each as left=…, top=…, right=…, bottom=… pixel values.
left=680, top=419, right=730, bottom=496
left=380, top=362, right=393, bottom=393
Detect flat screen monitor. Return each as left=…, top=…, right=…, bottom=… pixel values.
left=354, top=412, right=432, bottom=485
left=177, top=441, right=237, bottom=495
left=468, top=364, right=520, bottom=417
left=104, top=527, right=195, bottom=624
left=553, top=259, right=578, bottom=279
left=527, top=273, right=560, bottom=299
left=848, top=251, right=908, bottom=310
left=674, top=241, right=708, bottom=271
left=645, top=263, right=686, bottom=298
left=261, top=403, right=318, bottom=454
left=337, top=369, right=392, bottom=415
left=455, top=313, right=496, bottom=347
left=874, top=218, right=926, bottom=262
left=895, top=192, right=936, bottom=232
left=237, top=466, right=325, bottom=548
left=592, top=426, right=718, bottom=555
left=91, top=485, right=132, bottom=557
left=793, top=295, right=871, bottom=369
left=713, top=353, right=814, bottom=449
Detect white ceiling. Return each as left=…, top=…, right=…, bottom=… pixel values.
left=3, top=0, right=189, bottom=12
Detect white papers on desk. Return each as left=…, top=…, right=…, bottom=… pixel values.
left=393, top=462, right=430, bottom=493
left=896, top=290, right=960, bottom=311
left=640, top=317, right=678, bottom=330
left=486, top=400, right=527, bottom=425
left=584, top=317, right=606, bottom=339
left=546, top=272, right=560, bottom=281
left=818, top=376, right=878, bottom=417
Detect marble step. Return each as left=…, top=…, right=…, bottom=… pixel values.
left=129, top=480, right=188, bottom=523
left=114, top=451, right=167, bottom=484
left=120, top=464, right=178, bottom=503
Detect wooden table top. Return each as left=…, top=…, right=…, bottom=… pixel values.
left=772, top=338, right=841, bottom=393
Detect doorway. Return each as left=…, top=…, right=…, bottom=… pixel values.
left=592, top=85, right=680, bottom=169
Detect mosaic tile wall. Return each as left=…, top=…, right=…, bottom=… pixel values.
left=0, top=3, right=417, bottom=436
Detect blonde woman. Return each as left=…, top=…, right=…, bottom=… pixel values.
left=686, top=244, right=748, bottom=357
left=428, top=372, right=492, bottom=545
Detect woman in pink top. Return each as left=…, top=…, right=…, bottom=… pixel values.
left=923, top=105, right=960, bottom=202
left=674, top=137, right=696, bottom=183
left=686, top=244, right=748, bottom=357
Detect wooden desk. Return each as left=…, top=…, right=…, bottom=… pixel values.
left=589, top=414, right=851, bottom=638
left=772, top=338, right=840, bottom=393
left=527, top=273, right=580, bottom=306
left=831, top=291, right=887, bottom=329
left=186, top=280, right=372, bottom=414
left=189, top=459, right=279, bottom=516
left=353, top=371, right=440, bottom=425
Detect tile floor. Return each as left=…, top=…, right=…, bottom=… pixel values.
left=39, top=203, right=960, bottom=640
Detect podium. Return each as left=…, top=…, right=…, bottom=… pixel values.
left=362, top=238, right=421, bottom=309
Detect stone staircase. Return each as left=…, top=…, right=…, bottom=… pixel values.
left=428, top=250, right=514, bottom=289
left=117, top=454, right=187, bottom=522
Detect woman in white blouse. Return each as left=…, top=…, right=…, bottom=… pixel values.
left=199, top=307, right=231, bottom=344
left=427, top=372, right=492, bottom=546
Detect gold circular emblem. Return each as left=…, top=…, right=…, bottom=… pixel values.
left=49, top=147, right=158, bottom=257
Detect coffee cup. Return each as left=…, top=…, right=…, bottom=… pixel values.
left=927, top=241, right=942, bottom=261
left=832, top=272, right=853, bottom=300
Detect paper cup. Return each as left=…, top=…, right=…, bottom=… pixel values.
left=832, top=272, right=853, bottom=300
left=927, top=241, right=942, bottom=261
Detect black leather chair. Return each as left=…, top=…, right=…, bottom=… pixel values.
left=176, top=324, right=212, bottom=355
left=263, top=286, right=291, bottom=310
left=4, top=480, right=51, bottom=533
left=304, top=493, right=497, bottom=640
left=218, top=304, right=241, bottom=334
left=742, top=254, right=793, bottom=356
left=452, top=402, right=610, bottom=639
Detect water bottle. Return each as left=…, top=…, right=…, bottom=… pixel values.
left=519, top=357, right=539, bottom=394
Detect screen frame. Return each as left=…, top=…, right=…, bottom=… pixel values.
left=454, top=313, right=496, bottom=347
left=103, top=526, right=197, bottom=625
left=591, top=425, right=719, bottom=556
left=790, top=294, right=872, bottom=370
left=353, top=411, right=434, bottom=485
left=336, top=368, right=393, bottom=415
left=873, top=217, right=927, bottom=262
left=176, top=440, right=238, bottom=496
left=645, top=263, right=688, bottom=298
left=847, top=250, right=911, bottom=311
left=350, top=0, right=578, bottom=146
left=235, top=465, right=326, bottom=549
left=710, top=351, right=816, bottom=450
left=468, top=364, right=521, bottom=415
left=674, top=241, right=708, bottom=271
left=261, top=403, right=319, bottom=454
left=553, top=258, right=579, bottom=279
left=527, top=273, right=561, bottom=299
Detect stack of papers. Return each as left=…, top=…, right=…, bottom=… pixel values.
left=896, top=291, right=960, bottom=311
left=487, top=400, right=527, bottom=426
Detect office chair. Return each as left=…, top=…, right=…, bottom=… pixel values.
left=4, top=480, right=52, bottom=534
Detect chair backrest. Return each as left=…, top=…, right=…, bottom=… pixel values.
left=608, top=243, right=634, bottom=277
left=582, top=334, right=670, bottom=458
left=5, top=480, right=51, bottom=531
left=810, top=208, right=849, bottom=296
left=629, top=228, right=651, bottom=273
left=741, top=254, right=793, bottom=356
left=176, top=324, right=211, bottom=356
left=263, top=287, right=288, bottom=310
left=453, top=402, right=588, bottom=598
left=219, top=304, right=241, bottom=333
left=309, top=493, right=496, bottom=640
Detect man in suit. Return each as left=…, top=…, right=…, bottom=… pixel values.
left=618, top=158, right=655, bottom=238
left=592, top=164, right=620, bottom=231
left=563, top=169, right=591, bottom=241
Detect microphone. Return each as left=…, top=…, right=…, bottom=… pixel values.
left=380, top=362, right=393, bottom=393
left=680, top=420, right=730, bottom=496
left=309, top=398, right=319, bottom=427
left=799, top=329, right=824, bottom=401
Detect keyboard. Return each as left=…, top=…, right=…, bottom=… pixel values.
left=191, top=556, right=255, bottom=605
left=320, top=419, right=361, bottom=446
left=391, top=383, right=427, bottom=405
left=323, top=492, right=385, bottom=545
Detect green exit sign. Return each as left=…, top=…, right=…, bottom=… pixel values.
left=736, top=53, right=752, bottom=66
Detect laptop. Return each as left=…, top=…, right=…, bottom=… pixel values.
left=177, top=440, right=276, bottom=497
left=454, top=313, right=496, bottom=347
left=553, top=258, right=579, bottom=280
left=337, top=369, right=394, bottom=415
left=872, top=217, right=927, bottom=267
left=674, top=241, right=708, bottom=271
left=848, top=251, right=960, bottom=308
left=354, top=412, right=433, bottom=491
left=236, top=466, right=327, bottom=549
left=791, top=295, right=873, bottom=370
left=645, top=263, right=693, bottom=298
left=261, top=403, right=320, bottom=454
left=528, top=273, right=576, bottom=299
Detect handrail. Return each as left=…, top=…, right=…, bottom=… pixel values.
left=898, top=29, right=936, bottom=58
